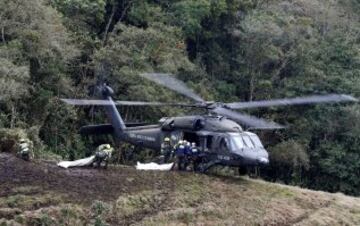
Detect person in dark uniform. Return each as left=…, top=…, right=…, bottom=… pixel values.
left=183, top=141, right=192, bottom=170
left=175, top=140, right=186, bottom=170
left=190, top=142, right=201, bottom=171
left=94, top=144, right=113, bottom=169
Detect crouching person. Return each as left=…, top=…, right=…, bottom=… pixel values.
left=93, top=144, right=113, bottom=169
left=17, top=138, right=33, bottom=161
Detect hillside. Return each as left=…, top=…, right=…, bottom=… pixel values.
left=1, top=153, right=360, bottom=226
left=1, top=0, right=360, bottom=208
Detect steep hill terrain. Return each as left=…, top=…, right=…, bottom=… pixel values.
left=1, top=153, right=360, bottom=226
left=1, top=0, right=360, bottom=198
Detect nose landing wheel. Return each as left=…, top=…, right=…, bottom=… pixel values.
left=238, top=166, right=247, bottom=176
left=238, top=166, right=260, bottom=178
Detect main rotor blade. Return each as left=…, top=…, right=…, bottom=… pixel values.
left=140, top=73, right=205, bottom=102
left=116, top=101, right=204, bottom=108
left=225, top=94, right=358, bottom=110
left=61, top=99, right=204, bottom=108
left=212, top=107, right=284, bottom=129
left=61, top=99, right=114, bottom=106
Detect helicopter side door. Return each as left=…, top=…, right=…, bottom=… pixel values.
left=213, top=136, right=230, bottom=152
left=212, top=135, right=232, bottom=161
left=183, top=131, right=200, bottom=145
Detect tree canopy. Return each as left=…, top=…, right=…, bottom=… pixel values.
left=1, top=0, right=360, bottom=195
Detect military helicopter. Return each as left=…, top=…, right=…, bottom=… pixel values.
left=62, top=73, right=357, bottom=173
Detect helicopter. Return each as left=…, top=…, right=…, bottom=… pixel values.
left=61, top=73, right=357, bottom=173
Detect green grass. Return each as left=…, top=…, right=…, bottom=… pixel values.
left=1, top=173, right=360, bottom=226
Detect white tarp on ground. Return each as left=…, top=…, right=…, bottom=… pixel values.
left=57, top=156, right=95, bottom=169
left=136, top=162, right=174, bottom=171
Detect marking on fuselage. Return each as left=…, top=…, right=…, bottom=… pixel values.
left=129, top=133, right=156, bottom=142
left=217, top=155, right=231, bottom=161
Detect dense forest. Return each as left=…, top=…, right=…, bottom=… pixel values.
left=1, top=0, right=360, bottom=196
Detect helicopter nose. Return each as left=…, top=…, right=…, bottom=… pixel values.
left=257, top=157, right=269, bottom=166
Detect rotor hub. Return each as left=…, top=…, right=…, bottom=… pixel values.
left=204, top=101, right=222, bottom=109
left=101, top=84, right=114, bottom=97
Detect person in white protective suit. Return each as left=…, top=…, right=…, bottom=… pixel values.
left=17, top=138, right=33, bottom=161
left=93, top=144, right=114, bottom=169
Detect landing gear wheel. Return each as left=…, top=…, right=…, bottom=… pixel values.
left=199, top=159, right=221, bottom=174
left=238, top=166, right=247, bottom=176
left=123, top=148, right=135, bottom=163
left=247, top=166, right=260, bottom=178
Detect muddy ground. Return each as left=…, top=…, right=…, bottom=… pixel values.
left=1, top=153, right=360, bottom=226
left=0, top=153, right=176, bottom=204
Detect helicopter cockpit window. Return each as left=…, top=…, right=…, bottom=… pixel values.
left=250, top=135, right=264, bottom=148
left=228, top=133, right=264, bottom=150
left=242, top=136, right=255, bottom=148
left=231, top=135, right=244, bottom=149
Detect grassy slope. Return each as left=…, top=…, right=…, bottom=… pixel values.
left=1, top=167, right=360, bottom=226
left=137, top=175, right=360, bottom=226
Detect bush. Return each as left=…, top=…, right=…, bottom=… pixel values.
left=0, top=129, right=27, bottom=153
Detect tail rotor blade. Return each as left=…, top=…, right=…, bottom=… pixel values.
left=140, top=73, right=205, bottom=102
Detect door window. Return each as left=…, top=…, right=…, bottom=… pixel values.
left=220, top=138, right=229, bottom=152
left=206, top=136, right=213, bottom=149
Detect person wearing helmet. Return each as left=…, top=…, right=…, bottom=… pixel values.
left=160, top=137, right=172, bottom=163
left=175, top=140, right=186, bottom=170
left=183, top=141, right=192, bottom=170
left=191, top=142, right=201, bottom=171
left=17, top=138, right=33, bottom=161
left=94, top=144, right=114, bottom=169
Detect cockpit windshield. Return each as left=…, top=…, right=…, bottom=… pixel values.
left=242, top=136, right=254, bottom=148
left=250, top=135, right=264, bottom=148
left=229, top=132, right=264, bottom=150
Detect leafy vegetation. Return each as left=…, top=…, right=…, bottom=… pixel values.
left=0, top=0, right=360, bottom=195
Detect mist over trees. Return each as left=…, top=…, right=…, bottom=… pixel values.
left=1, top=0, right=360, bottom=195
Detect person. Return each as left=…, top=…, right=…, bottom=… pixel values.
left=190, top=142, right=201, bottom=171
left=17, top=138, right=33, bottom=161
left=94, top=144, right=113, bottom=169
left=160, top=137, right=172, bottom=163
left=174, top=140, right=186, bottom=170
left=183, top=141, right=192, bottom=170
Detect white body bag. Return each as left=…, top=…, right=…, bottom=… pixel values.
left=135, top=162, right=174, bottom=171
left=57, top=156, right=95, bottom=169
